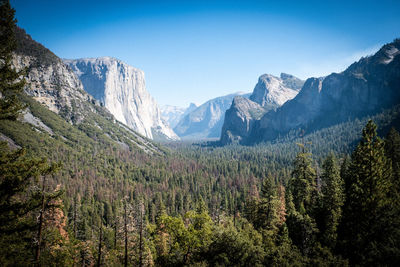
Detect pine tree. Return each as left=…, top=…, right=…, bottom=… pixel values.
left=0, top=0, right=25, bottom=120
left=320, top=153, right=344, bottom=249
left=256, top=176, right=280, bottom=231
left=339, top=120, right=398, bottom=265
left=244, top=184, right=259, bottom=226
left=0, top=141, right=60, bottom=265
left=286, top=144, right=319, bottom=255
left=290, top=144, right=316, bottom=215
left=385, top=127, right=400, bottom=195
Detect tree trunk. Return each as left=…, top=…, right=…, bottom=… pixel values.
left=138, top=203, right=144, bottom=267
left=124, top=202, right=128, bottom=267
left=97, top=225, right=102, bottom=267
left=35, top=176, right=46, bottom=267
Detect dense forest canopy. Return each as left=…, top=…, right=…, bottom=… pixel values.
left=1, top=1, right=400, bottom=266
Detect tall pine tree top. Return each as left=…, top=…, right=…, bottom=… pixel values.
left=339, top=120, right=396, bottom=265
left=290, top=144, right=316, bottom=215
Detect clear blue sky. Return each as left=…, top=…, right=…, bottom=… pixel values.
left=11, top=0, right=400, bottom=107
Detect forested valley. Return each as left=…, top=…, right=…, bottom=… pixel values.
left=1, top=1, right=400, bottom=266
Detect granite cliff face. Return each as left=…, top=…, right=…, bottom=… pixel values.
left=11, top=27, right=161, bottom=153
left=65, top=57, right=178, bottom=141
left=250, top=73, right=303, bottom=109
left=220, top=73, right=303, bottom=144
left=247, top=39, right=400, bottom=144
left=174, top=92, right=250, bottom=139
left=220, top=96, right=265, bottom=144
left=13, top=27, right=94, bottom=124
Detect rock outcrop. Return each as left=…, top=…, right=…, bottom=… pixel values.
left=220, top=96, right=265, bottom=144
left=13, top=27, right=94, bottom=124
left=250, top=73, right=303, bottom=109
left=220, top=73, right=303, bottom=144
left=11, top=27, right=162, bottom=154
left=65, top=57, right=179, bottom=141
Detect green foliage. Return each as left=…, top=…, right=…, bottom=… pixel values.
left=319, top=153, right=344, bottom=248
left=253, top=176, right=281, bottom=232
left=205, top=219, right=265, bottom=266
left=0, top=140, right=63, bottom=265
left=385, top=127, right=400, bottom=195
left=0, top=0, right=25, bottom=120
left=289, top=145, right=316, bottom=215
left=339, top=120, right=400, bottom=265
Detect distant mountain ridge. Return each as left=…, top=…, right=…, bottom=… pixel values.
left=161, top=103, right=197, bottom=129
left=174, top=92, right=251, bottom=139
left=65, top=57, right=179, bottom=141
left=221, top=38, right=400, bottom=145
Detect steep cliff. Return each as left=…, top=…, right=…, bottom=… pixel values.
left=9, top=27, right=161, bottom=154
left=249, top=39, right=400, bottom=143
left=13, top=27, right=93, bottom=124
left=220, top=96, right=266, bottom=144
left=65, top=57, right=178, bottom=141
left=250, top=73, right=303, bottom=110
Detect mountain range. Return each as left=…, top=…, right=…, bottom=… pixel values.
left=8, top=26, right=400, bottom=149
left=173, top=92, right=251, bottom=139
left=161, top=103, right=197, bottom=129
left=171, top=73, right=304, bottom=140
left=220, top=38, right=400, bottom=145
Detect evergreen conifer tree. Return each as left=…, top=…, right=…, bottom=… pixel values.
left=0, top=0, right=25, bottom=120
left=320, top=153, right=344, bottom=249
left=290, top=144, right=317, bottom=215
left=256, top=176, right=280, bottom=231
left=339, top=120, right=398, bottom=265
left=385, top=127, right=400, bottom=194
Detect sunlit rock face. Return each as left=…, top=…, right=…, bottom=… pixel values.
left=250, top=73, right=302, bottom=108
left=13, top=27, right=92, bottom=124
left=65, top=57, right=179, bottom=141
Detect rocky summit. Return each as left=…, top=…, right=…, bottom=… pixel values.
left=220, top=73, right=304, bottom=144
left=250, top=73, right=303, bottom=109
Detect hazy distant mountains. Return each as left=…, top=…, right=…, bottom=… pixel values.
left=171, top=73, right=304, bottom=140
left=221, top=39, right=400, bottom=145
left=161, top=103, right=197, bottom=129
left=65, top=57, right=179, bottom=141
left=173, top=92, right=251, bottom=139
